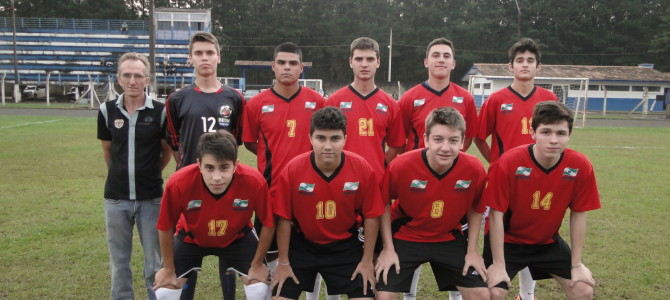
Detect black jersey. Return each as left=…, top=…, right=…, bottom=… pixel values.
left=166, top=84, right=244, bottom=169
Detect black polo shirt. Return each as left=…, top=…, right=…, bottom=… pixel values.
left=98, top=95, right=166, bottom=200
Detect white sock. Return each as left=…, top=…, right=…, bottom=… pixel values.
left=403, top=266, right=422, bottom=300
left=325, top=295, right=341, bottom=300
left=244, top=282, right=269, bottom=300
left=518, top=267, right=536, bottom=300
left=449, top=291, right=462, bottom=300
left=305, top=273, right=322, bottom=300
left=266, top=260, right=278, bottom=300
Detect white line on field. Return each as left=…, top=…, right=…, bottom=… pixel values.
left=572, top=145, right=666, bottom=150
left=0, top=119, right=62, bottom=129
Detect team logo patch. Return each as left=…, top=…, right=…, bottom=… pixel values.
left=501, top=103, right=513, bottom=112
left=515, top=167, right=532, bottom=178
left=413, top=99, right=425, bottom=107
left=114, top=119, right=124, bottom=129
left=340, top=102, right=353, bottom=110
left=233, top=198, right=249, bottom=210
left=452, top=96, right=464, bottom=104
left=219, top=105, right=232, bottom=117
left=455, top=180, right=471, bottom=190
left=298, top=182, right=315, bottom=194
left=143, top=116, right=154, bottom=123
left=563, top=167, right=579, bottom=179
left=343, top=182, right=359, bottom=193
left=305, top=101, right=317, bottom=110
left=376, top=103, right=388, bottom=113
left=410, top=179, right=427, bottom=190
left=186, top=200, right=202, bottom=211
left=262, top=105, right=275, bottom=113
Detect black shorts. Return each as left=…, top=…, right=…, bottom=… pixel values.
left=254, top=218, right=278, bottom=253
left=376, top=232, right=487, bottom=293
left=174, top=228, right=259, bottom=278
left=273, top=232, right=373, bottom=299
left=483, top=234, right=572, bottom=289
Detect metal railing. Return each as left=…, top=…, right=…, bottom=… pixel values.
left=0, top=17, right=147, bottom=31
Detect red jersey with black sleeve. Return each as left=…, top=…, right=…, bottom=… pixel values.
left=325, top=86, right=405, bottom=178
left=484, top=145, right=601, bottom=245
left=383, top=149, right=487, bottom=242
left=242, top=87, right=324, bottom=186
left=165, top=84, right=244, bottom=169
left=398, top=82, right=478, bottom=151
left=271, top=151, right=385, bottom=244
left=477, top=86, right=558, bottom=163
left=157, top=163, right=273, bottom=248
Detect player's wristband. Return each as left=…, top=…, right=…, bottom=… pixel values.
left=571, top=263, right=583, bottom=269
left=278, top=261, right=290, bottom=266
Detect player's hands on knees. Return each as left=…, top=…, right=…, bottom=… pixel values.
left=271, top=263, right=298, bottom=297
left=463, top=251, right=487, bottom=282
left=153, top=267, right=179, bottom=290
left=569, top=264, right=595, bottom=288
left=375, top=249, right=400, bottom=285
left=485, top=263, right=510, bottom=288
left=352, top=259, right=376, bottom=295
left=247, top=262, right=271, bottom=284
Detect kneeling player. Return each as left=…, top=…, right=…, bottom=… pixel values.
left=484, top=101, right=600, bottom=300
left=270, top=107, right=385, bottom=300
left=375, top=107, right=490, bottom=300
left=153, top=131, right=274, bottom=299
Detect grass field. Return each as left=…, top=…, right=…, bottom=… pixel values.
left=1, top=114, right=669, bottom=299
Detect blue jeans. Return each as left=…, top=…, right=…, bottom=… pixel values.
left=105, top=198, right=161, bottom=300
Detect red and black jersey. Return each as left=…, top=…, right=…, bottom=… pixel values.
left=484, top=145, right=601, bottom=245
left=477, top=86, right=558, bottom=163
left=399, top=82, right=478, bottom=151
left=325, top=86, right=405, bottom=178
left=157, top=163, right=273, bottom=248
left=242, top=87, right=324, bottom=186
left=272, top=151, right=385, bottom=244
left=383, top=149, right=487, bottom=242
left=165, top=84, right=244, bottom=169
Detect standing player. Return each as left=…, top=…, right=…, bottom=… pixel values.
left=484, top=101, right=599, bottom=300
left=398, top=38, right=478, bottom=153
left=153, top=131, right=274, bottom=300
left=165, top=31, right=244, bottom=299
left=326, top=37, right=405, bottom=179
left=98, top=52, right=172, bottom=300
left=474, top=38, right=558, bottom=300
left=374, top=107, right=489, bottom=300
left=270, top=107, right=385, bottom=300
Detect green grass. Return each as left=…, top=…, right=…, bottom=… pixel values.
left=1, top=116, right=669, bottom=299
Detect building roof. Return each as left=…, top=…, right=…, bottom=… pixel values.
left=464, top=63, right=670, bottom=83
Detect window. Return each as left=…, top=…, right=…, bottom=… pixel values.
left=569, top=84, right=584, bottom=90
left=632, top=86, right=661, bottom=92
left=588, top=85, right=600, bottom=91
left=173, top=21, right=189, bottom=30
left=157, top=21, right=171, bottom=30
left=474, top=84, right=480, bottom=89
left=483, top=83, right=491, bottom=89
left=603, top=85, right=630, bottom=92
left=191, top=22, right=204, bottom=31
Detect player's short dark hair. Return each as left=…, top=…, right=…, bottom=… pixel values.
left=273, top=42, right=303, bottom=62
left=426, top=37, right=455, bottom=58
left=509, top=38, right=541, bottom=65
left=350, top=37, right=380, bottom=59
left=117, top=52, right=150, bottom=76
left=310, top=107, right=347, bottom=135
left=197, top=131, right=238, bottom=163
left=425, top=107, right=466, bottom=138
left=189, top=32, right=220, bottom=55
left=531, top=101, right=574, bottom=133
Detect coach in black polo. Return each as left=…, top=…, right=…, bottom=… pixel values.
left=97, top=52, right=172, bottom=300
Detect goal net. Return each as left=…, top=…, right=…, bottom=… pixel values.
left=468, top=75, right=589, bottom=128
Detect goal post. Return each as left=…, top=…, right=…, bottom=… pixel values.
left=468, top=75, right=589, bottom=128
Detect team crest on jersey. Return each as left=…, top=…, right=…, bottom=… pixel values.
left=262, top=105, right=275, bottom=113
left=187, top=200, right=202, bottom=211
left=218, top=105, right=232, bottom=127
left=114, top=119, right=124, bottom=129
left=298, top=182, right=315, bottom=194
left=340, top=102, right=353, bottom=110
left=376, top=103, right=388, bottom=113
left=515, top=167, right=532, bottom=178
left=455, top=180, right=471, bottom=190
left=452, top=96, right=464, bottom=104
left=305, top=102, right=317, bottom=110
left=562, top=167, right=579, bottom=179
left=501, top=103, right=513, bottom=112
left=413, top=99, right=425, bottom=107
left=410, top=179, right=427, bottom=191
left=343, top=182, right=359, bottom=193
left=233, top=198, right=249, bottom=210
